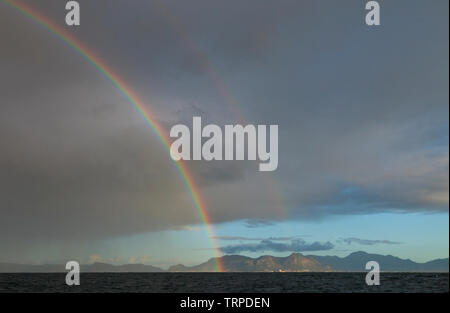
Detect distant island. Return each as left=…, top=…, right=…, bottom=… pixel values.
left=1, top=251, right=448, bottom=273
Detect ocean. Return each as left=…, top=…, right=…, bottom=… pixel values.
left=0, top=272, right=448, bottom=293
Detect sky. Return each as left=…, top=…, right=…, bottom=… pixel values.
left=0, top=0, right=448, bottom=268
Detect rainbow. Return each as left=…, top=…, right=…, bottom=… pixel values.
left=2, top=0, right=224, bottom=272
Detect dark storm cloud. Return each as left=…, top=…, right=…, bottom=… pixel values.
left=0, top=0, right=286, bottom=248
left=220, top=239, right=334, bottom=254
left=0, top=0, right=448, bottom=257
left=338, top=238, right=402, bottom=246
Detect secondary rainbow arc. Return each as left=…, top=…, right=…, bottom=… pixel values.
left=3, top=0, right=224, bottom=272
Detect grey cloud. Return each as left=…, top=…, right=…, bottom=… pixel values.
left=338, top=238, right=402, bottom=246
left=220, top=239, right=334, bottom=254
left=214, top=236, right=294, bottom=241
left=244, top=219, right=275, bottom=228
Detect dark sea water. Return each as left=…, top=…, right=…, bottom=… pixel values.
left=0, top=273, right=448, bottom=293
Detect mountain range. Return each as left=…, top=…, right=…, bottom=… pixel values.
left=1, top=251, right=448, bottom=272
left=169, top=253, right=331, bottom=272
